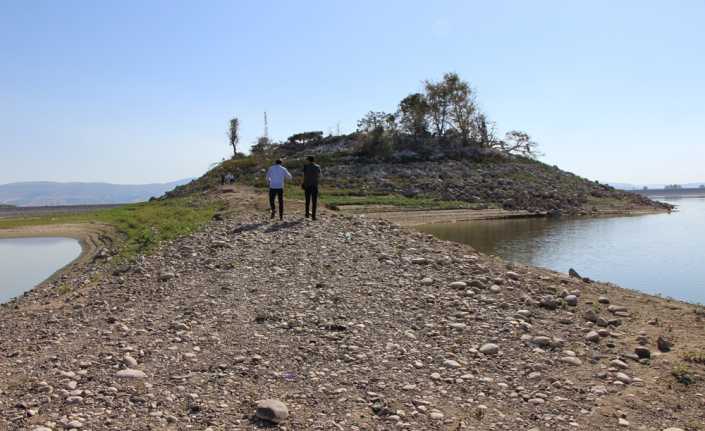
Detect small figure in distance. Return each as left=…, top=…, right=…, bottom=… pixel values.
left=266, top=159, right=292, bottom=221
left=302, top=155, right=321, bottom=220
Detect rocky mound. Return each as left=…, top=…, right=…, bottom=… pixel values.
left=318, top=158, right=666, bottom=215
left=0, top=196, right=700, bottom=430
left=169, top=152, right=669, bottom=216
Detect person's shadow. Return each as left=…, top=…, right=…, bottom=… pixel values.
left=232, top=222, right=267, bottom=234
left=264, top=220, right=303, bottom=233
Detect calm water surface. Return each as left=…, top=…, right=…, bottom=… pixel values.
left=418, top=198, right=705, bottom=304
left=0, top=237, right=81, bottom=303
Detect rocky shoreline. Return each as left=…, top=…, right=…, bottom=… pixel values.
left=0, top=193, right=702, bottom=430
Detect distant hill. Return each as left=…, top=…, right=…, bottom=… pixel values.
left=611, top=182, right=705, bottom=190
left=0, top=179, right=193, bottom=207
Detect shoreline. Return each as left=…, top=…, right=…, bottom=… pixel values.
left=349, top=205, right=670, bottom=227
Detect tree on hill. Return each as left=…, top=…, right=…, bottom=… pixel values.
left=287, top=131, right=324, bottom=146
left=494, top=130, right=540, bottom=158
left=357, top=111, right=395, bottom=158
left=251, top=136, right=276, bottom=157
left=398, top=93, right=430, bottom=138
left=445, top=73, right=477, bottom=144
left=424, top=76, right=453, bottom=136
left=228, top=117, right=240, bottom=156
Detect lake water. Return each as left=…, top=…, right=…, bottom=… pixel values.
left=418, top=198, right=705, bottom=304
left=0, top=237, right=82, bottom=303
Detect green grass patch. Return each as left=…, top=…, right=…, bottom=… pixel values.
left=0, top=196, right=224, bottom=257
left=672, top=363, right=698, bottom=385
left=281, top=187, right=489, bottom=210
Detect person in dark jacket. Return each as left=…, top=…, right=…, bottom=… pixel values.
left=302, top=156, right=321, bottom=220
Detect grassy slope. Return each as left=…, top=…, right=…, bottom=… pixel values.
left=0, top=196, right=224, bottom=257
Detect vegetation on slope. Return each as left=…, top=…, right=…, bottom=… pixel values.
left=0, top=196, right=224, bottom=257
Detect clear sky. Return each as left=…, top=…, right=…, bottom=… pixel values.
left=1, top=0, right=703, bottom=185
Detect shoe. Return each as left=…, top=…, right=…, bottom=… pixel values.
left=312, top=215, right=317, bottom=221
left=270, top=211, right=275, bottom=220
left=305, top=213, right=310, bottom=219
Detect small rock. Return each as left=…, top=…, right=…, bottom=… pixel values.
left=115, top=369, right=147, bottom=379
left=479, top=343, right=499, bottom=355
left=634, top=346, right=651, bottom=359
left=657, top=336, right=672, bottom=352
left=610, top=359, right=629, bottom=369
left=158, top=271, right=176, bottom=281
left=531, top=336, right=553, bottom=348
left=443, top=359, right=461, bottom=368
left=123, top=354, right=138, bottom=368
left=615, top=372, right=632, bottom=384
left=65, top=396, right=83, bottom=405
left=449, top=281, right=467, bottom=290
left=255, top=399, right=289, bottom=424
left=561, top=357, right=583, bottom=366
left=585, top=331, right=600, bottom=343
left=565, top=295, right=578, bottom=306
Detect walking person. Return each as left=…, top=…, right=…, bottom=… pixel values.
left=302, top=155, right=321, bottom=220
left=266, top=159, right=292, bottom=220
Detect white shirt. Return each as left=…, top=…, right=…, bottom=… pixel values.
left=266, top=164, right=292, bottom=189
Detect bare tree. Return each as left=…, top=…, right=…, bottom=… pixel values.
left=473, top=113, right=498, bottom=147
left=228, top=117, right=239, bottom=156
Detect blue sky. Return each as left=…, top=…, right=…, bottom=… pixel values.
left=1, top=0, right=703, bottom=185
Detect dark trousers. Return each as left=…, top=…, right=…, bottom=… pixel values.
left=269, top=188, right=284, bottom=219
left=304, top=186, right=318, bottom=218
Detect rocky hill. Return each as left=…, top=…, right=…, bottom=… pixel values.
left=170, top=139, right=669, bottom=216
left=0, top=189, right=701, bottom=430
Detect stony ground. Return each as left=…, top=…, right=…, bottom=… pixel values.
left=1, top=190, right=703, bottom=431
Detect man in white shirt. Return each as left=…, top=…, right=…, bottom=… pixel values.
left=266, top=159, right=293, bottom=220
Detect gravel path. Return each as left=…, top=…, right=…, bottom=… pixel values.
left=0, top=193, right=702, bottom=430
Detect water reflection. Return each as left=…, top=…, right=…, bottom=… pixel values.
left=418, top=198, right=705, bottom=304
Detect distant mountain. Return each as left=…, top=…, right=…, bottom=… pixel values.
left=0, top=179, right=193, bottom=207
left=610, top=182, right=705, bottom=190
